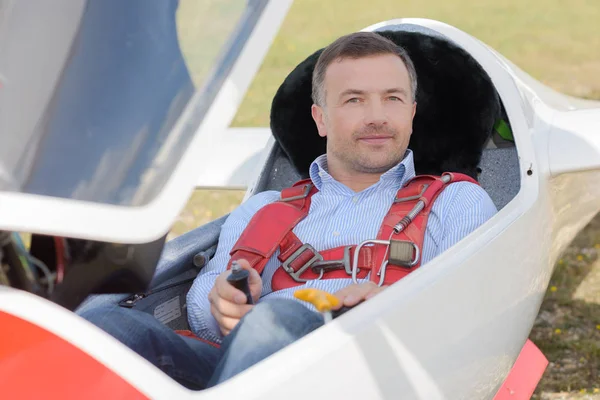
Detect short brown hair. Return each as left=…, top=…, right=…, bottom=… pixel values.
left=311, top=32, right=418, bottom=107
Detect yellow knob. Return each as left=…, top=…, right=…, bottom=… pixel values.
left=294, top=288, right=340, bottom=313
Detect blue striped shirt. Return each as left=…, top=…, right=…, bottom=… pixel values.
left=187, top=150, right=497, bottom=343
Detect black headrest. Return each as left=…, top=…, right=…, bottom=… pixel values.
left=269, top=30, right=501, bottom=179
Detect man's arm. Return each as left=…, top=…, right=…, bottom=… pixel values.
left=437, top=181, right=498, bottom=253
left=334, top=182, right=497, bottom=308
left=186, top=190, right=280, bottom=343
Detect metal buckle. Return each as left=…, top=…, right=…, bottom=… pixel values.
left=118, top=293, right=146, bottom=308
left=311, top=246, right=353, bottom=275
left=282, top=243, right=324, bottom=283
left=352, top=240, right=420, bottom=285
left=394, top=183, right=428, bottom=203
left=377, top=261, right=390, bottom=287
left=389, top=241, right=420, bottom=268
left=281, top=184, right=313, bottom=202
left=351, top=239, right=390, bottom=283
left=377, top=242, right=420, bottom=286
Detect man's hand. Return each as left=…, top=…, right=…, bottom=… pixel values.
left=208, top=259, right=262, bottom=336
left=333, top=282, right=387, bottom=309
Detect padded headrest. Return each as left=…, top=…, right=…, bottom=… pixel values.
left=270, top=29, right=502, bottom=179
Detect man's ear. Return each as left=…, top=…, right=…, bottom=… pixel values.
left=409, top=101, right=417, bottom=135
left=311, top=104, right=327, bottom=138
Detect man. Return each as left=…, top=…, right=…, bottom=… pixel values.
left=81, top=31, right=497, bottom=390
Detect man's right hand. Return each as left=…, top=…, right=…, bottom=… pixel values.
left=208, top=259, right=262, bottom=336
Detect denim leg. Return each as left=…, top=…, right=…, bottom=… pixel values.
left=79, top=305, right=221, bottom=390
left=208, top=298, right=324, bottom=386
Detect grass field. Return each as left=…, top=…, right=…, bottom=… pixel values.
left=231, top=0, right=600, bottom=127
left=173, top=1, right=600, bottom=397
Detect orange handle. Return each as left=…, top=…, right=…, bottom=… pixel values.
left=294, top=288, right=340, bottom=313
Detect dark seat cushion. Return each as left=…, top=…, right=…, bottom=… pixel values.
left=269, top=30, right=502, bottom=180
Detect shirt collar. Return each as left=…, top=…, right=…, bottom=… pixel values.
left=308, top=149, right=416, bottom=194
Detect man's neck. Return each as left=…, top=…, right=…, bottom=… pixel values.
left=326, top=161, right=384, bottom=193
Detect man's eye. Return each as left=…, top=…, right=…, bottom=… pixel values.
left=346, top=97, right=360, bottom=103
left=388, top=96, right=402, bottom=101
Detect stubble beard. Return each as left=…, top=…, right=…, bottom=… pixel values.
left=330, top=124, right=406, bottom=174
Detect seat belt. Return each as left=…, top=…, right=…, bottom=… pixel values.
left=228, top=173, right=478, bottom=290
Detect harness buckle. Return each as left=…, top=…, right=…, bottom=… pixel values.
left=280, top=184, right=313, bottom=202
left=351, top=240, right=420, bottom=285
left=311, top=246, right=353, bottom=276
left=394, top=183, right=429, bottom=203
left=282, top=243, right=324, bottom=283
left=388, top=240, right=420, bottom=268
left=377, top=241, right=420, bottom=286
left=351, top=240, right=389, bottom=284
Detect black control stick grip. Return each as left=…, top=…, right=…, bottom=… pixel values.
left=331, top=299, right=366, bottom=319
left=331, top=306, right=353, bottom=319
left=227, top=261, right=254, bottom=305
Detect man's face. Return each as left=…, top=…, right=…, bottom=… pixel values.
left=312, top=54, right=416, bottom=174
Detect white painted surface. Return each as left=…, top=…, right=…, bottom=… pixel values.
left=548, top=108, right=600, bottom=176
left=195, top=128, right=271, bottom=189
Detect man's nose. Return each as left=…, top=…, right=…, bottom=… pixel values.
left=364, top=100, right=387, bottom=126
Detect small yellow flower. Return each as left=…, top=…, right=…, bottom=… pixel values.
left=558, top=259, right=565, bottom=265
left=577, top=255, right=584, bottom=261
left=593, top=388, right=599, bottom=393
left=595, top=244, right=600, bottom=249
left=580, top=388, right=587, bottom=394
left=554, top=328, right=562, bottom=334
left=550, top=286, right=557, bottom=292
left=596, top=324, right=600, bottom=330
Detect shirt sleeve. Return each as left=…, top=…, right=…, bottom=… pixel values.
left=437, top=182, right=498, bottom=253
left=186, top=190, right=280, bottom=342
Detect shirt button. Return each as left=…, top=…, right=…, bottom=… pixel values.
left=352, top=196, right=358, bottom=203
left=333, top=231, right=340, bottom=236
left=319, top=171, right=325, bottom=177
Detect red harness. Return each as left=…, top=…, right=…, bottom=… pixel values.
left=227, top=172, right=478, bottom=290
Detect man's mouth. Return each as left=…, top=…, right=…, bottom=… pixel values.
left=358, top=136, right=393, bottom=144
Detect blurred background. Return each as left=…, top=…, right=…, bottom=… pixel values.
left=173, top=1, right=600, bottom=398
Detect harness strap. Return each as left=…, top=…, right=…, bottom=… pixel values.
left=229, top=173, right=478, bottom=289
left=271, top=235, right=375, bottom=291
left=372, top=172, right=478, bottom=285
left=227, top=179, right=315, bottom=272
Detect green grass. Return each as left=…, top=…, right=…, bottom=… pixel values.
left=172, top=0, right=600, bottom=396
left=231, top=0, right=600, bottom=127
left=176, top=0, right=247, bottom=88
left=530, top=217, right=600, bottom=397
left=168, top=190, right=245, bottom=240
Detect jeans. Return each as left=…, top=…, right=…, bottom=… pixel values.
left=79, top=299, right=324, bottom=390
